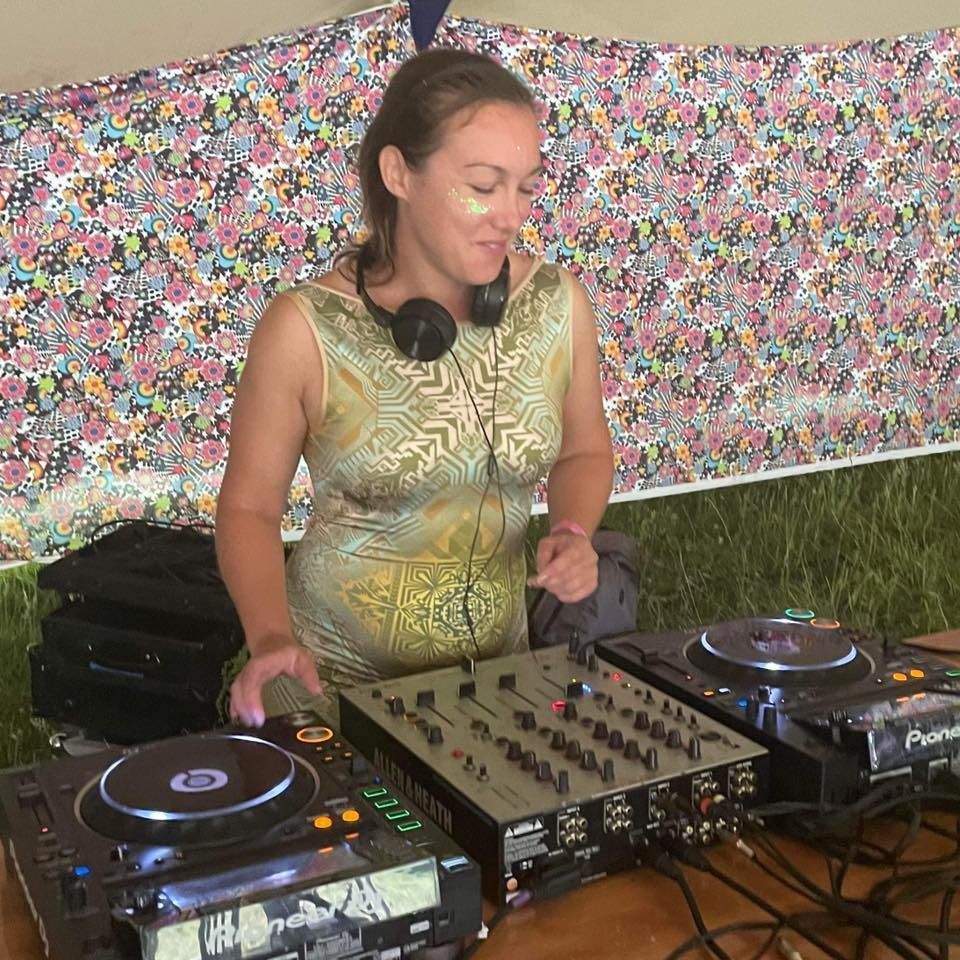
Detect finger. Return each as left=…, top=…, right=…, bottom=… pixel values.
left=233, top=666, right=267, bottom=727
left=536, top=535, right=561, bottom=573
left=295, top=655, right=324, bottom=695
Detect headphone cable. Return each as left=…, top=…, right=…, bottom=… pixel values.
left=450, top=329, right=506, bottom=660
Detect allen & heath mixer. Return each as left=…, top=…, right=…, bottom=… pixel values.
left=340, top=643, right=769, bottom=904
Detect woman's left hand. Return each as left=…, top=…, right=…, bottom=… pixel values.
left=528, top=530, right=598, bottom=603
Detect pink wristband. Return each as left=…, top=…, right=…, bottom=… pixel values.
left=550, top=520, right=588, bottom=538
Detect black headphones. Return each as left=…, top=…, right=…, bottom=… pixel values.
left=355, top=257, right=510, bottom=361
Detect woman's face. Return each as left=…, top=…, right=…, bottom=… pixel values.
left=395, top=101, right=543, bottom=288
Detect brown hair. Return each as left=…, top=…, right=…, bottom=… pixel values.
left=339, top=48, right=536, bottom=279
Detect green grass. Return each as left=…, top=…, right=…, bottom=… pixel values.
left=2, top=451, right=959, bottom=771
left=0, top=564, right=60, bottom=770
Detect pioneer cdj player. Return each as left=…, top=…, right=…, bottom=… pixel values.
left=597, top=611, right=960, bottom=806
left=339, top=645, right=769, bottom=905
left=0, top=712, right=481, bottom=960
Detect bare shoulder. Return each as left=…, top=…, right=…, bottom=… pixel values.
left=244, top=291, right=322, bottom=383
left=550, top=264, right=596, bottom=323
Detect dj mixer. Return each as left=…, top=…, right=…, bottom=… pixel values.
left=340, top=643, right=769, bottom=904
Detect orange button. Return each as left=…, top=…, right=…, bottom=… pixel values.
left=892, top=672, right=908, bottom=682
left=313, top=815, right=333, bottom=830
left=341, top=809, right=361, bottom=823
left=909, top=669, right=925, bottom=679
left=810, top=618, right=840, bottom=629
left=297, top=726, right=334, bottom=744
left=703, top=690, right=715, bottom=697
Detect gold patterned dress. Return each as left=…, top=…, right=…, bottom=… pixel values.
left=274, top=259, right=572, bottom=714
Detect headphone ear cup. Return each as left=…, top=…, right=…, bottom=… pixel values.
left=471, top=257, right=510, bottom=327
left=392, top=298, right=457, bottom=361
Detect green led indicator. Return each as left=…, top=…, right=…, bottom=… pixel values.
left=784, top=608, right=815, bottom=620
left=374, top=797, right=399, bottom=809
left=361, top=786, right=388, bottom=799
left=385, top=809, right=411, bottom=820
left=396, top=820, right=423, bottom=832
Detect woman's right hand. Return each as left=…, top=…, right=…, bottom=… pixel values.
left=229, top=634, right=324, bottom=728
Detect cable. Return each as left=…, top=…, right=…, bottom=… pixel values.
left=635, top=839, right=734, bottom=960
left=451, top=330, right=506, bottom=661
left=664, top=837, right=850, bottom=960
left=662, top=921, right=780, bottom=960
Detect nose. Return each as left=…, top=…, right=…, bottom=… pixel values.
left=491, top=188, right=531, bottom=233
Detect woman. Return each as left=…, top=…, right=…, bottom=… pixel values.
left=216, top=48, right=614, bottom=727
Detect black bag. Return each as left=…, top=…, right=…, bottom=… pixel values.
left=527, top=528, right=639, bottom=654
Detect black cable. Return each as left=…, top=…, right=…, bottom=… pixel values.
left=746, top=827, right=959, bottom=955
left=665, top=837, right=850, bottom=960
left=450, top=335, right=505, bottom=662
left=635, top=840, right=733, bottom=960
left=662, top=921, right=780, bottom=960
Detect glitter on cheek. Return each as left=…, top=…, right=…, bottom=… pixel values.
left=448, top=187, right=489, bottom=216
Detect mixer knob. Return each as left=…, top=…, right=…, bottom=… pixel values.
left=593, top=721, right=609, bottom=740
left=477, top=763, right=489, bottom=782
left=566, top=681, right=584, bottom=698
left=675, top=706, right=684, bottom=720
left=536, top=761, right=553, bottom=782
left=565, top=739, right=582, bottom=761
left=464, top=754, right=475, bottom=770
left=623, top=739, right=641, bottom=760
left=662, top=698, right=672, bottom=715
left=576, top=648, right=588, bottom=665
left=600, top=758, right=615, bottom=782
left=745, top=699, right=760, bottom=722
left=563, top=701, right=578, bottom=721
left=461, top=657, right=476, bottom=674
left=608, top=729, right=625, bottom=750
left=388, top=696, right=406, bottom=716
left=580, top=749, right=597, bottom=771
left=567, top=636, right=579, bottom=657
left=687, top=737, right=702, bottom=760
left=587, top=653, right=599, bottom=672
left=645, top=689, right=655, bottom=704
left=605, top=695, right=616, bottom=712
left=645, top=747, right=659, bottom=770
left=757, top=685, right=771, bottom=702
left=416, top=690, right=435, bottom=707
left=498, top=672, right=517, bottom=689
left=666, top=729, right=683, bottom=749
left=506, top=740, right=523, bottom=761
left=427, top=725, right=444, bottom=744
left=459, top=681, right=476, bottom=698
left=521, top=751, right=537, bottom=771
left=689, top=713, right=698, bottom=727
left=633, top=711, right=650, bottom=731
left=550, top=730, right=567, bottom=750
left=556, top=770, right=570, bottom=794
left=520, top=711, right=537, bottom=731
left=650, top=720, right=667, bottom=740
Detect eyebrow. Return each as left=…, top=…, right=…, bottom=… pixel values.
left=464, top=161, right=545, bottom=177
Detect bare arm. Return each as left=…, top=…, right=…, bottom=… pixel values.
left=215, top=293, right=324, bottom=723
left=531, top=272, right=614, bottom=601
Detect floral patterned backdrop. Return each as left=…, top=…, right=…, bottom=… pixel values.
left=1, top=4, right=958, bottom=559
